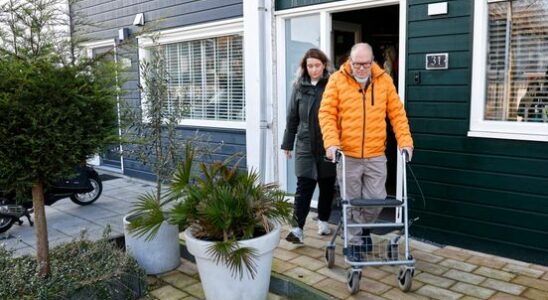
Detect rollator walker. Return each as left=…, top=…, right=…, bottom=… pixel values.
left=324, top=150, right=415, bottom=294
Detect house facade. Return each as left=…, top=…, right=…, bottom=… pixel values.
left=74, top=0, right=548, bottom=264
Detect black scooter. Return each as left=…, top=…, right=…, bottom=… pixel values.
left=0, top=165, right=103, bottom=233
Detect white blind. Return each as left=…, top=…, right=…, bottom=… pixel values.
left=161, top=34, right=245, bottom=122
left=486, top=0, right=548, bottom=123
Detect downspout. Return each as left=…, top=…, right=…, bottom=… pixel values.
left=258, top=0, right=268, bottom=182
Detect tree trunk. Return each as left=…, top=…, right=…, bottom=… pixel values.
left=32, top=180, right=50, bottom=277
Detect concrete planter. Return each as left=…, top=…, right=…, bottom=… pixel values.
left=123, top=214, right=180, bottom=274
left=184, top=224, right=281, bottom=300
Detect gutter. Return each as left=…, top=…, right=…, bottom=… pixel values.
left=258, top=0, right=268, bottom=183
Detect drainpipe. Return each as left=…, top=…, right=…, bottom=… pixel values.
left=258, top=0, right=268, bottom=183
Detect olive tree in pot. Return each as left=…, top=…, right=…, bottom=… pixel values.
left=132, top=145, right=292, bottom=299
left=120, top=36, right=188, bottom=275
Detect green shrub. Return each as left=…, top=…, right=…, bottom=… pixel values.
left=0, top=232, right=146, bottom=300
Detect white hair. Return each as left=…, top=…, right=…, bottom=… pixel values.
left=350, top=43, right=374, bottom=60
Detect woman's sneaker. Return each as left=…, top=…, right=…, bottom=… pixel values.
left=317, top=220, right=331, bottom=235
left=285, top=227, right=304, bottom=244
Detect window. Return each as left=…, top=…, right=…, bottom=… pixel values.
left=138, top=19, right=245, bottom=129
left=470, top=1, right=548, bottom=141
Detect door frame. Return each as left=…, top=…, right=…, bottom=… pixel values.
left=274, top=0, right=407, bottom=207
left=81, top=38, right=125, bottom=173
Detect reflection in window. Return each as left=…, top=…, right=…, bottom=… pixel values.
left=486, top=0, right=548, bottom=123
left=158, top=34, right=245, bottom=121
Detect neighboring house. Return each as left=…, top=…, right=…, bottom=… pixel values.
left=72, top=0, right=548, bottom=264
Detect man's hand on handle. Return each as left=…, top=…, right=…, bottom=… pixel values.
left=401, top=146, right=413, bottom=162
left=326, top=146, right=340, bottom=162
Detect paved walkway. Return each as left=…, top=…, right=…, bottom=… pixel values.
left=2, top=176, right=548, bottom=299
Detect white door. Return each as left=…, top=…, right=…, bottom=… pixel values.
left=278, top=14, right=322, bottom=194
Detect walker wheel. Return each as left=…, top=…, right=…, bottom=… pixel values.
left=346, top=269, right=361, bottom=294
left=398, top=267, right=413, bottom=292
left=325, top=246, right=335, bottom=268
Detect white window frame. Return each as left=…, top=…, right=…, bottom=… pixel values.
left=469, top=0, right=548, bottom=142
left=137, top=18, right=246, bottom=129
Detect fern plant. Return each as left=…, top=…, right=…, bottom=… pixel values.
left=128, top=145, right=292, bottom=279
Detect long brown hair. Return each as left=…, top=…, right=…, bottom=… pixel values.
left=296, top=48, right=332, bottom=80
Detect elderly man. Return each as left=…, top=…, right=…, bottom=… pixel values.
left=319, top=43, right=413, bottom=262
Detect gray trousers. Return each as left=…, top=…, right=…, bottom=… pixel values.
left=337, top=155, right=387, bottom=245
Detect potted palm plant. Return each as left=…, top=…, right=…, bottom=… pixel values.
left=131, top=145, right=292, bottom=300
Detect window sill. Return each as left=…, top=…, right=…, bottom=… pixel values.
left=467, top=130, right=548, bottom=142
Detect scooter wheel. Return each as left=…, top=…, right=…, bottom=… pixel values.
left=70, top=177, right=102, bottom=205
left=0, top=217, right=14, bottom=233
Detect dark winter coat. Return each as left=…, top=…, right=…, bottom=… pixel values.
left=281, top=72, right=336, bottom=180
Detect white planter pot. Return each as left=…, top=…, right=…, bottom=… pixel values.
left=184, top=224, right=281, bottom=300
left=123, top=214, right=180, bottom=274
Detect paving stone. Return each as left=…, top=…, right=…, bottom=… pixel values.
left=415, top=284, right=463, bottom=300
left=474, top=266, right=516, bottom=282
left=523, top=288, right=548, bottom=300
left=293, top=245, right=325, bottom=258
left=272, top=258, right=297, bottom=274
left=316, top=266, right=347, bottom=283
left=450, top=282, right=496, bottom=299
left=379, top=274, right=424, bottom=291
left=160, top=272, right=198, bottom=290
left=489, top=292, right=525, bottom=300
left=284, top=267, right=327, bottom=285
left=181, top=296, right=199, bottom=300
left=361, top=267, right=391, bottom=280
left=313, top=278, right=349, bottom=299
left=503, top=264, right=544, bottom=279
left=381, top=288, right=429, bottom=300
left=481, top=278, right=526, bottom=295
left=273, top=248, right=300, bottom=261
left=149, top=285, right=188, bottom=300
left=467, top=255, right=507, bottom=269
left=494, top=256, right=530, bottom=267
left=346, top=291, right=386, bottom=300
left=409, top=239, right=441, bottom=253
left=460, top=297, right=483, bottom=300
left=511, top=275, right=548, bottom=292
left=305, top=236, right=328, bottom=249
left=358, top=277, right=392, bottom=295
left=289, top=255, right=325, bottom=271
left=529, top=264, right=548, bottom=273
left=415, top=272, right=456, bottom=288
left=415, top=260, right=449, bottom=275
left=177, top=259, right=199, bottom=277
left=412, top=250, right=444, bottom=263
left=182, top=282, right=204, bottom=299
left=433, top=247, right=472, bottom=261
left=443, top=269, right=486, bottom=285
left=440, top=258, right=478, bottom=272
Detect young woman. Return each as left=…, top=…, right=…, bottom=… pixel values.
left=281, top=48, right=336, bottom=244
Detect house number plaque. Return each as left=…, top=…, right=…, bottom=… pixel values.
left=425, top=53, right=448, bottom=70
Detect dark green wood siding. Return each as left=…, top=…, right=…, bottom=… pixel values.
left=406, top=0, right=548, bottom=264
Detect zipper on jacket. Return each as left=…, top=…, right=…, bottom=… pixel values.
left=361, top=89, right=366, bottom=158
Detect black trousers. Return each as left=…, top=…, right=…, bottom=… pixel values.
left=293, top=176, right=336, bottom=229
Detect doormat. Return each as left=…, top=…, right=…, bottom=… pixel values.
left=99, top=174, right=121, bottom=182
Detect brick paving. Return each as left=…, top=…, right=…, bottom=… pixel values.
left=2, top=176, right=546, bottom=299
left=145, top=213, right=548, bottom=299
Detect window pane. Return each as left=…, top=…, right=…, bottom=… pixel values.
left=155, top=34, right=245, bottom=122
left=486, top=0, right=548, bottom=123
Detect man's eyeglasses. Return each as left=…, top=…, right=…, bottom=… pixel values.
left=351, top=61, right=373, bottom=69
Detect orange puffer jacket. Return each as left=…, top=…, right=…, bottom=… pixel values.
left=319, top=61, right=413, bottom=158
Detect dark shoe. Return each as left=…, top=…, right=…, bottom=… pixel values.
left=347, top=245, right=362, bottom=262
left=361, top=235, right=373, bottom=253
left=285, top=228, right=304, bottom=244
